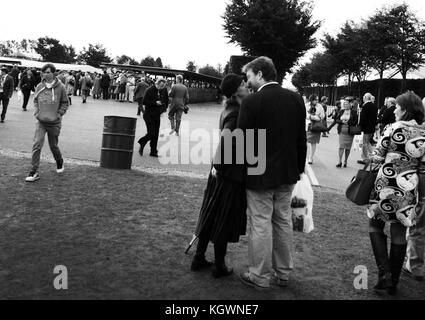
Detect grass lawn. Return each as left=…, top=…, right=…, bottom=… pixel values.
left=0, top=154, right=424, bottom=300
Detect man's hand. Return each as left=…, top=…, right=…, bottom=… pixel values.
left=156, top=101, right=162, bottom=106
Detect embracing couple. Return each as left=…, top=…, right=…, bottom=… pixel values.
left=191, top=56, right=307, bottom=288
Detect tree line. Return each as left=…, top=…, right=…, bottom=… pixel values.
left=0, top=37, right=225, bottom=78
left=291, top=3, right=425, bottom=104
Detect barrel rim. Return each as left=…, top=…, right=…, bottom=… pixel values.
left=104, top=115, right=138, bottom=121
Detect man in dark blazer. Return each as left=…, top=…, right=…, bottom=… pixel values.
left=0, top=67, right=15, bottom=123
left=358, top=93, right=378, bottom=165
left=137, top=77, right=167, bottom=157
left=237, top=56, right=307, bottom=289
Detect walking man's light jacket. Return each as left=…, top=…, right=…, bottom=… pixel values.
left=33, top=77, right=69, bottom=123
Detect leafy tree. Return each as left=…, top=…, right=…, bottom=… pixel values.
left=140, top=56, right=157, bottom=67
left=223, top=0, right=321, bottom=83
left=308, top=52, right=339, bottom=86
left=383, top=4, right=425, bottom=91
left=291, top=65, right=312, bottom=91
left=78, top=44, right=112, bottom=67
left=116, top=54, right=139, bottom=65
left=0, top=39, right=37, bottom=57
left=363, top=10, right=398, bottom=105
left=186, top=61, right=197, bottom=72
left=155, top=57, right=163, bottom=68
left=34, top=37, right=76, bottom=63
left=198, top=64, right=222, bottom=78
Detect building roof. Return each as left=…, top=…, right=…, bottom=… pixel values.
left=0, top=56, right=102, bottom=73
left=100, top=63, right=222, bottom=85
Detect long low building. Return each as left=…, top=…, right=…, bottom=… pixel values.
left=0, top=56, right=102, bottom=73
left=100, top=63, right=222, bottom=86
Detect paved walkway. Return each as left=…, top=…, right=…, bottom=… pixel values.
left=0, top=92, right=365, bottom=191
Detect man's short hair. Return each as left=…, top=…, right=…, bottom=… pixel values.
left=363, top=92, right=373, bottom=101
left=242, top=56, right=277, bottom=82
left=41, top=63, right=56, bottom=73
left=1, top=67, right=8, bottom=74
left=176, top=75, right=183, bottom=82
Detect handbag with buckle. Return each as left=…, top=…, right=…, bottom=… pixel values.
left=346, top=162, right=380, bottom=205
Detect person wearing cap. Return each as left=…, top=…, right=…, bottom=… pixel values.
left=168, top=75, right=189, bottom=136
left=191, top=73, right=249, bottom=278
left=137, top=77, right=167, bottom=157
left=0, top=67, right=15, bottom=123
left=25, top=63, right=69, bottom=182
left=237, top=56, right=307, bottom=289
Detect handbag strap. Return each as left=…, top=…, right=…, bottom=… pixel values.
left=364, top=162, right=379, bottom=172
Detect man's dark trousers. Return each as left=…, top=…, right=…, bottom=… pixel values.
left=22, top=89, right=31, bottom=109
left=0, top=93, right=10, bottom=121
left=138, top=112, right=160, bottom=155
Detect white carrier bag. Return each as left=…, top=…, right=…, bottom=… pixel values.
left=291, top=173, right=314, bottom=233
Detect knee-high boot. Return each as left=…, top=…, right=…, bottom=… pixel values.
left=212, top=242, right=233, bottom=278
left=388, top=243, right=407, bottom=295
left=191, top=234, right=212, bottom=271
left=369, top=232, right=392, bottom=292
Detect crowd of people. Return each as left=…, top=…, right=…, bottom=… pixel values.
left=305, top=90, right=425, bottom=295
left=2, top=56, right=425, bottom=298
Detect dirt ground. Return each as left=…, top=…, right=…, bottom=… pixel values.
left=0, top=154, right=424, bottom=300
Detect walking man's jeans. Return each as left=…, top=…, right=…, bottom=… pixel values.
left=0, top=93, right=10, bottom=121
left=405, top=208, right=425, bottom=277
left=22, top=89, right=31, bottom=109
left=362, top=133, right=374, bottom=161
left=246, top=184, right=295, bottom=287
left=168, top=106, right=183, bottom=133
left=102, top=87, right=109, bottom=100
left=136, top=98, right=144, bottom=115
left=138, top=113, right=160, bottom=154
left=31, top=121, right=63, bottom=171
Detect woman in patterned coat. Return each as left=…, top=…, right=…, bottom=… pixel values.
left=367, top=91, right=425, bottom=296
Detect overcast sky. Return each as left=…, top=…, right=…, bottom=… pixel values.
left=1, top=0, right=424, bottom=73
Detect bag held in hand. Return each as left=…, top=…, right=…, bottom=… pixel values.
left=346, top=163, right=379, bottom=205
left=308, top=120, right=328, bottom=132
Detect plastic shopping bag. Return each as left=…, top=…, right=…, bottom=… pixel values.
left=291, top=173, right=314, bottom=233
left=17, top=90, right=23, bottom=102
left=352, top=133, right=363, bottom=151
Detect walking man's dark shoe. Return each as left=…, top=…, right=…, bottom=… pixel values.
left=191, top=256, right=213, bottom=271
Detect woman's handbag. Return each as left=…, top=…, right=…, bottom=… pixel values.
left=346, top=163, right=379, bottom=205
left=291, top=174, right=314, bottom=233
left=348, top=109, right=362, bottom=135
left=348, top=125, right=362, bottom=135
left=308, top=120, right=328, bottom=132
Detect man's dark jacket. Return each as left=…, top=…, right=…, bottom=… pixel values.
left=19, top=75, right=35, bottom=92
left=360, top=101, right=378, bottom=134
left=237, top=84, right=307, bottom=190
left=377, top=105, right=396, bottom=129
left=143, top=86, right=168, bottom=116
left=2, top=75, right=15, bottom=98
left=101, top=73, right=110, bottom=88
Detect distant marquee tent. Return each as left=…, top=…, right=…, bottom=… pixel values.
left=0, top=56, right=102, bottom=73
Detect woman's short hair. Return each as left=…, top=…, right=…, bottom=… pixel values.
left=242, top=56, right=277, bottom=81
left=320, top=96, right=328, bottom=103
left=396, top=91, right=424, bottom=124
left=387, top=97, right=396, bottom=107
left=41, top=63, right=56, bottom=73
left=308, top=94, right=318, bottom=102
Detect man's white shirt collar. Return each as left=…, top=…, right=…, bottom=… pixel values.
left=258, top=81, right=279, bottom=92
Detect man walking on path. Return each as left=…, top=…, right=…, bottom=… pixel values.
left=168, top=75, right=189, bottom=136
left=0, top=67, right=15, bottom=123
left=135, top=77, right=149, bottom=116
left=101, top=70, right=110, bottom=100
left=25, top=63, right=69, bottom=182
left=19, top=69, right=36, bottom=111
left=358, top=93, right=377, bottom=165
left=237, top=56, right=307, bottom=289
left=137, top=78, right=167, bottom=157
